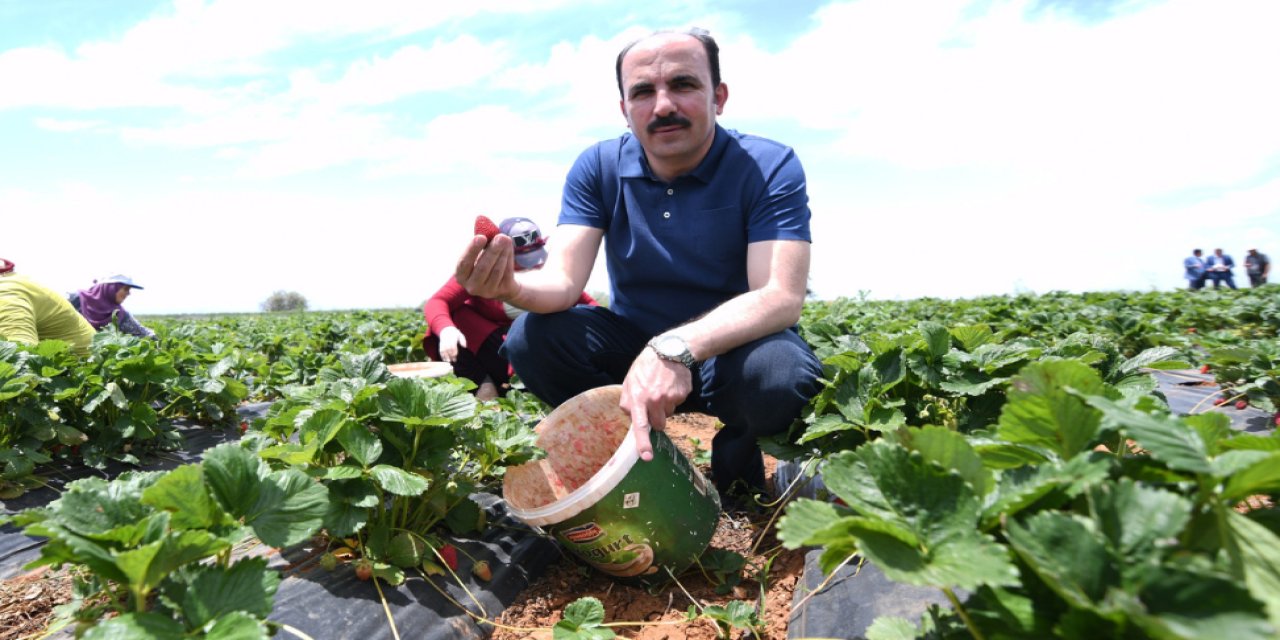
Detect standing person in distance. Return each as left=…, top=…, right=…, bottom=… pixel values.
left=454, top=28, right=822, bottom=506
left=1204, top=248, right=1238, bottom=290
left=1244, top=248, right=1270, bottom=288
left=424, top=217, right=597, bottom=401
left=1183, top=249, right=1206, bottom=290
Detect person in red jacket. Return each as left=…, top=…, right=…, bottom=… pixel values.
left=424, top=217, right=597, bottom=400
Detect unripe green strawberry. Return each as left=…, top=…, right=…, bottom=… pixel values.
left=421, top=559, right=445, bottom=576
left=319, top=552, right=338, bottom=571
left=472, top=560, right=491, bottom=581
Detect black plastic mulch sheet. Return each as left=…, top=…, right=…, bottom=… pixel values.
left=260, top=494, right=558, bottom=640
left=1150, top=369, right=1276, bottom=433
left=0, top=417, right=248, bottom=579
left=788, top=551, right=954, bottom=640
left=2, top=401, right=276, bottom=578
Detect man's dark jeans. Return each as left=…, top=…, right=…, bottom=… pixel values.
left=501, top=305, right=822, bottom=496
left=1207, top=272, right=1238, bottom=289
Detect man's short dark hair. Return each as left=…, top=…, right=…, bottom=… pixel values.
left=615, top=27, right=721, bottom=98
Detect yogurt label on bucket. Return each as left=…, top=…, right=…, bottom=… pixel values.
left=563, top=522, right=606, bottom=543
left=623, top=492, right=640, bottom=509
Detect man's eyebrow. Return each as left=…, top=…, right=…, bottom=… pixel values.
left=669, top=73, right=702, bottom=86
left=627, top=80, right=655, bottom=95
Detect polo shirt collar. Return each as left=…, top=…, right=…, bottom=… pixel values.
left=619, top=124, right=730, bottom=184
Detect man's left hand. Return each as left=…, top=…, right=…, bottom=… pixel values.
left=619, top=348, right=693, bottom=462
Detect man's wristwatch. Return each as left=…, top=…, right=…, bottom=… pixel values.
left=647, top=335, right=697, bottom=369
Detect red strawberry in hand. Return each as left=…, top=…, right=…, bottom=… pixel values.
left=474, top=216, right=500, bottom=244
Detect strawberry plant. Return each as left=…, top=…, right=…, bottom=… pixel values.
left=554, top=597, right=616, bottom=639
left=688, top=600, right=763, bottom=639
left=156, top=335, right=250, bottom=425
left=1201, top=342, right=1280, bottom=415
left=0, top=340, right=71, bottom=497
left=779, top=359, right=1280, bottom=639
left=249, top=351, right=542, bottom=576
left=1, top=443, right=329, bottom=637
left=775, top=319, right=1189, bottom=465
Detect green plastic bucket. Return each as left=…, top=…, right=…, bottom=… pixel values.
left=502, top=385, right=721, bottom=586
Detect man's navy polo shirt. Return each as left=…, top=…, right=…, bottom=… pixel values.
left=559, top=124, right=811, bottom=336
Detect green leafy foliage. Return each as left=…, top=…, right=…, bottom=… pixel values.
left=3, top=452, right=323, bottom=633
left=779, top=348, right=1280, bottom=639
left=252, top=351, right=541, bottom=573
left=698, top=548, right=747, bottom=595
left=554, top=597, right=616, bottom=639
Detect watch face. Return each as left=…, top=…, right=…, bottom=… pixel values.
left=656, top=336, right=681, bottom=356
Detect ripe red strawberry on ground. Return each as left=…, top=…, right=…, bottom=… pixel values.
left=439, top=544, right=458, bottom=571
left=1199, top=365, right=1211, bottom=373
left=474, top=216, right=500, bottom=243
left=1235, top=401, right=1248, bottom=410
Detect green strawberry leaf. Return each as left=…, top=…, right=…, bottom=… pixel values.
left=997, top=360, right=1106, bottom=459
left=179, top=557, right=279, bottom=630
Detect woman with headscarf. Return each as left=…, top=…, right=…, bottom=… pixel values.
left=0, top=258, right=97, bottom=355
left=68, top=274, right=156, bottom=339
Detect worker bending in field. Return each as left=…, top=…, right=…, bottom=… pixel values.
left=454, top=28, right=822, bottom=506
left=69, top=274, right=156, bottom=339
left=0, top=259, right=96, bottom=355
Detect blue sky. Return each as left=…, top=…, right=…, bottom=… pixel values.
left=3, top=0, right=1278, bottom=314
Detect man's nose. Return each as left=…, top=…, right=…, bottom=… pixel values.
left=654, top=89, right=677, bottom=116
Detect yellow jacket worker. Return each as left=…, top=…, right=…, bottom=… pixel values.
left=0, top=259, right=96, bottom=355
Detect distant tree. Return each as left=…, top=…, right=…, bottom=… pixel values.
left=261, top=290, right=308, bottom=312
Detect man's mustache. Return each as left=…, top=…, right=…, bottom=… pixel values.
left=647, top=114, right=691, bottom=133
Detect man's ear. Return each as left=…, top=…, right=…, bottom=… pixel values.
left=620, top=99, right=629, bottom=127
left=714, top=82, right=729, bottom=115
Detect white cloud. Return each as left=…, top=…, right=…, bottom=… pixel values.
left=293, top=36, right=512, bottom=108
left=4, top=0, right=1279, bottom=312
left=33, top=117, right=103, bottom=132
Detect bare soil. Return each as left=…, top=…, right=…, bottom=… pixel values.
left=491, top=412, right=801, bottom=639
left=0, top=567, right=73, bottom=640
